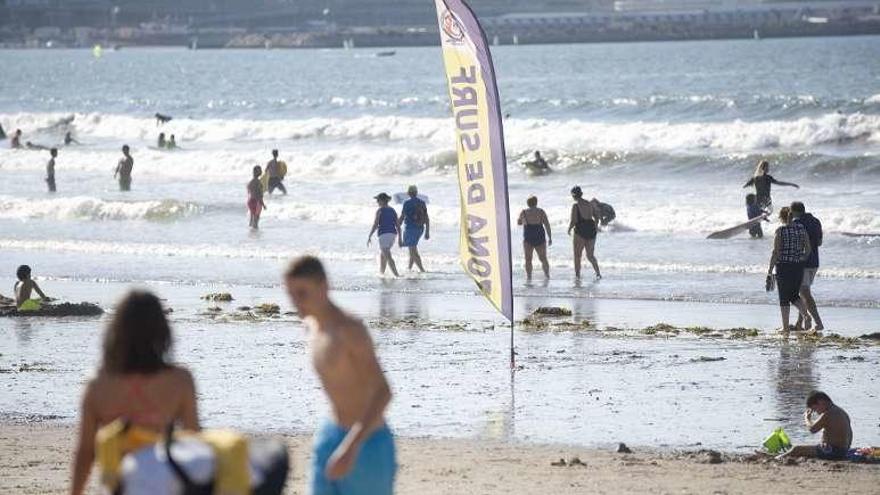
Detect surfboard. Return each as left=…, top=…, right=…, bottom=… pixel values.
left=260, top=161, right=287, bottom=192
left=393, top=193, right=429, bottom=205
left=707, top=215, right=767, bottom=240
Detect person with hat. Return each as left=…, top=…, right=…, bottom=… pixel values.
left=398, top=185, right=429, bottom=272
left=368, top=193, right=401, bottom=277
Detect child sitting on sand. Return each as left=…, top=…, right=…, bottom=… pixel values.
left=71, top=290, right=199, bottom=495
left=779, top=391, right=852, bottom=460
left=14, top=265, right=50, bottom=310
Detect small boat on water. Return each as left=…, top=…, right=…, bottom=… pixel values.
left=376, top=50, right=396, bottom=57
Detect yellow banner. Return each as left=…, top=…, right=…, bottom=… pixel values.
left=434, top=0, right=513, bottom=321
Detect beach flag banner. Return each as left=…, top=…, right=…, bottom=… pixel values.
left=433, top=0, right=513, bottom=324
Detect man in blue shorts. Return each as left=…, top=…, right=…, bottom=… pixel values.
left=398, top=185, right=429, bottom=272
left=284, top=256, right=396, bottom=495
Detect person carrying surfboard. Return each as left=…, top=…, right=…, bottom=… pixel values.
left=265, top=149, right=288, bottom=195
left=743, top=160, right=799, bottom=212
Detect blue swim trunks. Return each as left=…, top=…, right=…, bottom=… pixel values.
left=816, top=444, right=849, bottom=461
left=312, top=420, right=396, bottom=495
left=402, top=226, right=424, bottom=247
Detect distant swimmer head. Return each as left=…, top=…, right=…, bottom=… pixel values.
left=122, top=144, right=130, bottom=154
left=50, top=147, right=58, bottom=157
left=778, top=206, right=792, bottom=225
left=374, top=192, right=391, bottom=205
left=15, top=129, right=21, bottom=136
left=527, top=195, right=538, bottom=207
left=407, top=185, right=418, bottom=197
left=102, top=290, right=171, bottom=374
left=16, top=265, right=31, bottom=281
left=570, top=186, right=583, bottom=199
left=754, top=160, right=769, bottom=177
left=271, top=149, right=279, bottom=158
left=159, top=132, right=165, bottom=139
left=534, top=151, right=542, bottom=158
left=746, top=193, right=756, bottom=205
left=790, top=201, right=805, bottom=216
left=284, top=256, right=329, bottom=317
left=253, top=165, right=262, bottom=178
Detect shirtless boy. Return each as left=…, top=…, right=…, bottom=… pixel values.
left=779, top=391, right=852, bottom=460
left=114, top=145, right=134, bottom=191
left=284, top=256, right=396, bottom=495
left=14, top=265, right=49, bottom=309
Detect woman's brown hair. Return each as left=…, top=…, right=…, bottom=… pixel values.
left=778, top=206, right=792, bottom=225
left=102, top=290, right=171, bottom=374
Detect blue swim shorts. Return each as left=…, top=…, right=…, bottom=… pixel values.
left=402, top=226, right=424, bottom=247
left=816, top=444, right=848, bottom=461
left=311, top=421, right=396, bottom=495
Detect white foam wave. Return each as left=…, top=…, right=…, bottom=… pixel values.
left=2, top=111, right=877, bottom=154
left=0, top=196, right=202, bottom=221
left=1, top=238, right=875, bottom=279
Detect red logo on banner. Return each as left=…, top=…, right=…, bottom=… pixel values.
left=441, top=10, right=465, bottom=42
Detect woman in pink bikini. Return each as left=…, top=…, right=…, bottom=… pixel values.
left=70, top=290, right=199, bottom=495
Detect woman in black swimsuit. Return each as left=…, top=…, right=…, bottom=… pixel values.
left=743, top=160, right=799, bottom=211
left=568, top=186, right=602, bottom=279
left=517, top=196, right=552, bottom=280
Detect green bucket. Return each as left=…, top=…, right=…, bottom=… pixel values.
left=763, top=427, right=792, bottom=454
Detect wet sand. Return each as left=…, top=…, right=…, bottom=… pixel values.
left=2, top=423, right=877, bottom=495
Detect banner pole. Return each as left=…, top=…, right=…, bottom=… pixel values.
left=509, top=320, right=515, bottom=369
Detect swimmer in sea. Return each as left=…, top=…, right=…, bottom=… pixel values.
left=367, top=193, right=401, bottom=277
left=283, top=256, right=396, bottom=495
left=14, top=265, right=50, bottom=309
left=64, top=131, right=79, bottom=146
left=167, top=135, right=177, bottom=149
left=568, top=186, right=602, bottom=280
left=265, top=149, right=287, bottom=195
left=518, top=195, right=552, bottom=280
left=157, top=132, right=166, bottom=149
left=46, top=148, right=58, bottom=193
left=155, top=113, right=172, bottom=125
left=11, top=129, right=22, bottom=149
left=0, top=123, right=6, bottom=139
left=247, top=165, right=267, bottom=229
left=743, top=160, right=799, bottom=212
left=114, top=145, right=134, bottom=191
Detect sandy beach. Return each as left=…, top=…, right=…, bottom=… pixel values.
left=2, top=422, right=878, bottom=495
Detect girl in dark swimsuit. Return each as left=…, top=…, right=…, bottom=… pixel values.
left=743, top=160, right=799, bottom=211
left=568, top=186, right=602, bottom=279
left=517, top=196, right=552, bottom=280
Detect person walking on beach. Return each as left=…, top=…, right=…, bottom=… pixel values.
left=70, top=290, right=200, bottom=495
left=517, top=196, right=552, bottom=280
left=368, top=193, right=401, bottom=277
left=114, top=145, right=134, bottom=191
left=743, top=160, right=799, bottom=212
left=10, top=129, right=22, bottom=149
left=778, top=391, right=851, bottom=460
left=247, top=165, right=268, bottom=229
left=283, top=256, right=396, bottom=495
left=767, top=206, right=811, bottom=333
left=568, top=186, right=602, bottom=280
left=398, top=185, right=429, bottom=273
left=46, top=147, right=57, bottom=193
left=266, top=149, right=287, bottom=195
left=792, top=201, right=825, bottom=331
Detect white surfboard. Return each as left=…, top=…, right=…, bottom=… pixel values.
left=707, top=215, right=767, bottom=240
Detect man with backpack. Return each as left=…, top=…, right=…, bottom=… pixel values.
left=398, top=185, right=429, bottom=272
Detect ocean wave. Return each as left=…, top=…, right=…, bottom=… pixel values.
left=1, top=238, right=876, bottom=280
left=0, top=196, right=202, bottom=221
left=2, top=111, right=877, bottom=154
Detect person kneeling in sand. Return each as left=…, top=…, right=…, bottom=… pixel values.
left=14, top=265, right=50, bottom=310
left=284, top=256, right=396, bottom=495
left=71, top=290, right=199, bottom=495
left=779, top=391, right=851, bottom=461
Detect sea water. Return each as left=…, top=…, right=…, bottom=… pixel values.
left=0, top=37, right=878, bottom=449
